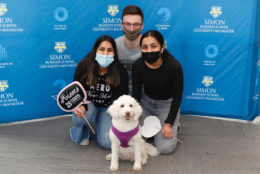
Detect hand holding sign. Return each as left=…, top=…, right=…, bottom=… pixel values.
left=74, top=106, right=86, bottom=118
left=57, top=81, right=95, bottom=134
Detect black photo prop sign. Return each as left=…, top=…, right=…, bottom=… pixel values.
left=57, top=81, right=95, bottom=134
left=57, top=81, right=90, bottom=112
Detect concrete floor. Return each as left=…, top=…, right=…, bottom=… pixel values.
left=0, top=115, right=260, bottom=174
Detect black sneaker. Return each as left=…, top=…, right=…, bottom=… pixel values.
left=146, top=137, right=154, bottom=144
left=177, top=123, right=181, bottom=133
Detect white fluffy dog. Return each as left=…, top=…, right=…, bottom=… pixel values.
left=106, top=95, right=159, bottom=171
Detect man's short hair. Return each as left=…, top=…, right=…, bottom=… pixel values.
left=122, top=5, right=143, bottom=22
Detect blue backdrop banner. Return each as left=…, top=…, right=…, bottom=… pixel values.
left=0, top=0, right=259, bottom=123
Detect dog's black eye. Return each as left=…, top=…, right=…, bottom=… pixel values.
left=120, top=104, right=124, bottom=108
left=129, top=104, right=133, bottom=107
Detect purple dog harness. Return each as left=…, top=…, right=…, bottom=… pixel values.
left=111, top=124, right=139, bottom=148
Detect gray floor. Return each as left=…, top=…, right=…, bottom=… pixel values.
left=0, top=115, right=260, bottom=174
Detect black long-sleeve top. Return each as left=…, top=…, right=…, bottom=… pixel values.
left=73, top=58, right=129, bottom=109
left=132, top=54, right=183, bottom=125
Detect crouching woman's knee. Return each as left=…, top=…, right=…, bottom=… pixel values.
left=97, top=133, right=111, bottom=150
left=156, top=139, right=177, bottom=155
left=72, top=114, right=86, bottom=127
left=97, top=138, right=111, bottom=150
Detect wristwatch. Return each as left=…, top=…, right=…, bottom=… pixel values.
left=165, top=123, right=172, bottom=127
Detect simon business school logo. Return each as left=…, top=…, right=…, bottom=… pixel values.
left=0, top=3, right=7, bottom=16
left=202, top=76, right=214, bottom=87
left=210, top=6, right=222, bottom=18
left=0, top=80, right=8, bottom=92
left=107, top=5, right=119, bottom=17
left=54, top=42, right=66, bottom=53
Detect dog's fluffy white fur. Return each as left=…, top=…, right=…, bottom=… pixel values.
left=106, top=95, right=159, bottom=171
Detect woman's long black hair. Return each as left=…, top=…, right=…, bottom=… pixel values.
left=140, top=30, right=172, bottom=59
left=80, top=35, right=121, bottom=87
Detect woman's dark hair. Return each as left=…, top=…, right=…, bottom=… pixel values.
left=122, top=5, right=144, bottom=22
left=140, top=30, right=171, bottom=58
left=81, top=35, right=121, bottom=87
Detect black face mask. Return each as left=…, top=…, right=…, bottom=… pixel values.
left=142, top=51, right=161, bottom=64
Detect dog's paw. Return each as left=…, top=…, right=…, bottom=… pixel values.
left=133, top=164, right=142, bottom=171
left=106, top=153, right=111, bottom=161
left=141, top=158, right=147, bottom=165
left=110, top=165, right=119, bottom=171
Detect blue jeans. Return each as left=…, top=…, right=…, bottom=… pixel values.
left=70, top=102, right=112, bottom=149
left=140, top=93, right=180, bottom=155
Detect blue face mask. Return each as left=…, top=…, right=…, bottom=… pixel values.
left=95, top=53, right=114, bottom=68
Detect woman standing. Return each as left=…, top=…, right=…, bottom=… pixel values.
left=70, top=35, right=128, bottom=149
left=132, top=30, right=183, bottom=154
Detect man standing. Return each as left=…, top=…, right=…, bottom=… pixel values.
left=116, top=5, right=144, bottom=94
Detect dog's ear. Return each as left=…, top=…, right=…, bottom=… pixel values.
left=133, top=101, right=143, bottom=121
left=107, top=100, right=119, bottom=120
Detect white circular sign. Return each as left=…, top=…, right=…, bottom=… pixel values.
left=141, top=116, right=161, bottom=138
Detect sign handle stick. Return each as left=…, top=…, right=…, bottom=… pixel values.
left=83, top=116, right=96, bottom=134
left=176, top=137, right=183, bottom=144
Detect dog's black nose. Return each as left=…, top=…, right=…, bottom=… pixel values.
left=126, top=112, right=130, bottom=116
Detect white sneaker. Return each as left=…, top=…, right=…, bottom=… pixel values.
left=80, top=139, right=90, bottom=146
